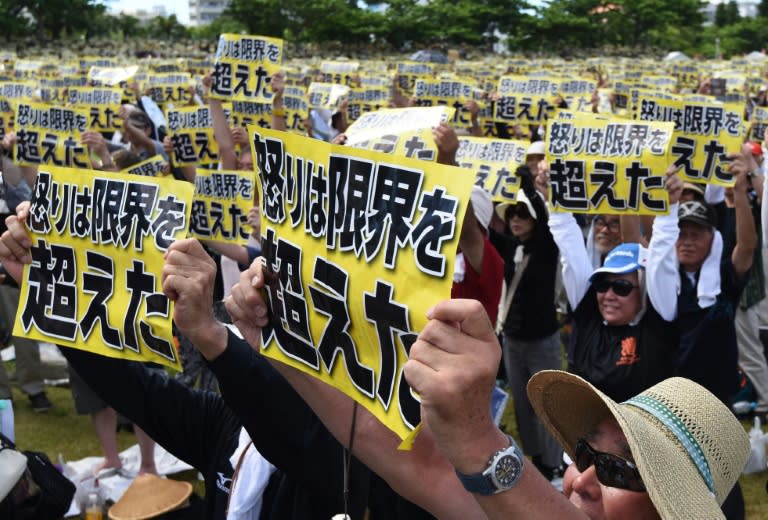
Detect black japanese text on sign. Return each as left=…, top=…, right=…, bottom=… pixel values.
left=249, top=126, right=475, bottom=441
left=545, top=111, right=674, bottom=215
left=636, top=97, right=743, bottom=186
left=13, top=166, right=194, bottom=370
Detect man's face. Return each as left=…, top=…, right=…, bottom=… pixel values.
left=593, top=215, right=621, bottom=255
left=563, top=418, right=659, bottom=520
left=595, top=272, right=641, bottom=326
left=676, top=221, right=713, bottom=272
left=238, top=149, right=253, bottom=171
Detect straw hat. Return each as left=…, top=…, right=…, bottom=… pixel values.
left=108, top=474, right=193, bottom=520
left=527, top=371, right=749, bottom=519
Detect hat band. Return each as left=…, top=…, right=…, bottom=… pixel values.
left=624, top=395, right=716, bottom=496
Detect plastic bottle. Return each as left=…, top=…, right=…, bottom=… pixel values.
left=84, top=491, right=103, bottom=520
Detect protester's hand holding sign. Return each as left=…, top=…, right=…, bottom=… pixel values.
left=433, top=122, right=458, bottom=165
left=225, top=258, right=271, bottom=351
left=0, top=201, right=32, bottom=283
left=402, top=299, right=503, bottom=472
left=162, top=238, right=229, bottom=361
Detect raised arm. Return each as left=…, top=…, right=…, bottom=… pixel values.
left=270, top=72, right=287, bottom=132
left=728, top=145, right=758, bottom=276
left=646, top=167, right=684, bottom=322
left=203, top=72, right=238, bottom=170
left=404, top=299, right=587, bottom=520
left=224, top=260, right=487, bottom=519
left=535, top=165, right=592, bottom=309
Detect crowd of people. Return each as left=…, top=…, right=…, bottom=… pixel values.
left=0, top=45, right=766, bottom=520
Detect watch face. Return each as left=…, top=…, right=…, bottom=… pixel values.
left=493, top=454, right=522, bottom=488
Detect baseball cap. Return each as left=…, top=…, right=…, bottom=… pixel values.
left=678, top=201, right=716, bottom=229
left=589, top=242, right=648, bottom=282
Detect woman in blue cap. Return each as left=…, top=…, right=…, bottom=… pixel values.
left=537, top=167, right=684, bottom=401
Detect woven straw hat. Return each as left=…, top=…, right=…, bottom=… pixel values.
left=108, top=474, right=192, bottom=520
left=527, top=371, right=749, bottom=520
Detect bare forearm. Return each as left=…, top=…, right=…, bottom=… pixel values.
left=209, top=98, right=237, bottom=170
left=268, top=359, right=486, bottom=518
left=202, top=240, right=249, bottom=265
left=732, top=190, right=757, bottom=275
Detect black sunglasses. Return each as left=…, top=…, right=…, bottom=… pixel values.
left=507, top=205, right=532, bottom=220
left=593, top=278, right=638, bottom=297
left=574, top=438, right=646, bottom=492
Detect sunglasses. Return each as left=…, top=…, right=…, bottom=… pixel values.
left=593, top=278, right=638, bottom=297
left=507, top=205, right=532, bottom=220
left=574, top=438, right=646, bottom=492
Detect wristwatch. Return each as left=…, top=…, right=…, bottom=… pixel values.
left=455, top=435, right=525, bottom=495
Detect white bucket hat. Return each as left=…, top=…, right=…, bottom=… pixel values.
left=528, top=371, right=749, bottom=519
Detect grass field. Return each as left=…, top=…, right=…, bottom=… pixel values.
left=5, top=360, right=768, bottom=518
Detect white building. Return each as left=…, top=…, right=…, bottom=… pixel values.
left=703, top=0, right=760, bottom=25
left=188, top=0, right=230, bottom=26
left=115, top=5, right=168, bottom=23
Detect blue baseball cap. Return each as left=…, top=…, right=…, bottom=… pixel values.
left=589, top=242, right=648, bottom=282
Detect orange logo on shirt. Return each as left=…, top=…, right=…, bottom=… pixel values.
left=616, top=337, right=640, bottom=366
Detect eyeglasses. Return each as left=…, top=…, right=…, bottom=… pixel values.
left=574, top=438, right=646, bottom=492
left=593, top=279, right=638, bottom=297
left=594, top=217, right=620, bottom=232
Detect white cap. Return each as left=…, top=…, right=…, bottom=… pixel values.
left=526, top=140, right=545, bottom=156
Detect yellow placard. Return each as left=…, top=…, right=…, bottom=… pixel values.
left=320, top=61, right=360, bottom=86
left=636, top=97, right=743, bottom=186
left=40, top=76, right=87, bottom=104
left=145, top=73, right=193, bottom=105
left=396, top=62, right=435, bottom=93
left=67, top=87, right=123, bottom=133
left=14, top=102, right=91, bottom=168
left=413, top=78, right=482, bottom=130
left=751, top=106, right=768, bottom=142
left=344, top=106, right=454, bottom=147
left=349, top=127, right=438, bottom=162
left=80, top=57, right=118, bottom=74
left=456, top=137, right=528, bottom=201
left=13, top=60, right=43, bottom=79
left=0, top=81, right=35, bottom=113
left=230, top=101, right=272, bottom=129
left=88, top=66, right=140, bottom=87
left=346, top=87, right=389, bottom=122
left=307, top=82, right=350, bottom=111
left=122, top=155, right=167, bottom=177
left=545, top=111, right=674, bottom=214
left=210, top=34, right=284, bottom=103
left=249, top=126, right=475, bottom=441
left=13, top=166, right=194, bottom=370
left=165, top=105, right=220, bottom=166
left=189, top=169, right=255, bottom=244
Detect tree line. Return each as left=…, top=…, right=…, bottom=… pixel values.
left=2, top=0, right=768, bottom=58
